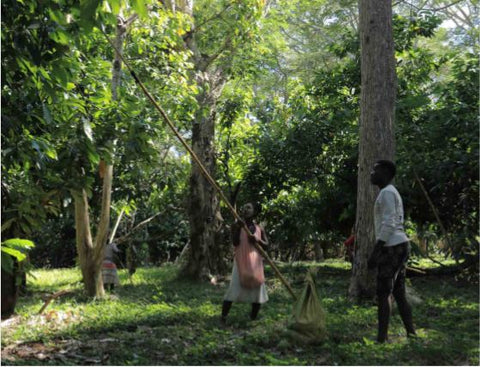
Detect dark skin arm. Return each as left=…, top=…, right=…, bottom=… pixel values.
left=367, top=240, right=385, bottom=269
left=231, top=220, right=243, bottom=247
left=257, top=226, right=269, bottom=247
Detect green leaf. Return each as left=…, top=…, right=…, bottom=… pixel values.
left=1, top=218, right=16, bottom=232
left=86, top=143, right=100, bottom=165
left=362, top=337, right=375, bottom=346
left=2, top=238, right=35, bottom=250
left=42, top=104, right=53, bottom=124
left=80, top=0, right=101, bottom=29
left=1, top=247, right=27, bottom=262
left=45, top=147, right=58, bottom=160
left=17, top=57, right=37, bottom=74
left=49, top=30, right=71, bottom=46
left=107, top=0, right=121, bottom=14
left=132, top=0, right=148, bottom=18
left=1, top=238, right=34, bottom=275
left=48, top=9, right=68, bottom=26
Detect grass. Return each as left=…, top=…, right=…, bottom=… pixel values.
left=1, top=259, right=478, bottom=365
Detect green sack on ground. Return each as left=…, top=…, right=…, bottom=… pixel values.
left=286, top=268, right=327, bottom=344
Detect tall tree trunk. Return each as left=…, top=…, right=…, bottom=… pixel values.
left=183, top=84, right=227, bottom=279
left=349, top=0, right=396, bottom=300
left=175, top=0, right=230, bottom=279
left=174, top=0, right=265, bottom=279
left=72, top=14, right=130, bottom=297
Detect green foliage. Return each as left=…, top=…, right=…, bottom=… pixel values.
left=1, top=0, right=78, bottom=239
left=1, top=262, right=478, bottom=365
left=1, top=238, right=35, bottom=278
left=223, top=4, right=477, bottom=267
left=2, top=0, right=194, bottom=267
left=396, top=51, right=479, bottom=261
left=29, top=215, right=77, bottom=268
left=1, top=0, right=477, bottom=277
left=79, top=0, right=102, bottom=29
left=393, top=11, right=442, bottom=52
left=237, top=28, right=360, bottom=249
left=193, top=0, right=265, bottom=75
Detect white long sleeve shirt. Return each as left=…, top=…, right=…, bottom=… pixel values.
left=374, top=184, right=409, bottom=246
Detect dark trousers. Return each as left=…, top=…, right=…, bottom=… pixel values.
left=221, top=300, right=261, bottom=320
left=376, top=242, right=416, bottom=342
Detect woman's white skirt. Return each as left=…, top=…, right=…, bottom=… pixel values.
left=223, top=261, right=268, bottom=304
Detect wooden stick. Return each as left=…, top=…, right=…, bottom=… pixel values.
left=406, top=266, right=426, bottom=275
left=38, top=290, right=74, bottom=315
left=101, top=28, right=297, bottom=300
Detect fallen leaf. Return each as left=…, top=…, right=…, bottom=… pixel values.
left=46, top=311, right=57, bottom=321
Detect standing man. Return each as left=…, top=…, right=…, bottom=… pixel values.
left=368, top=160, right=416, bottom=343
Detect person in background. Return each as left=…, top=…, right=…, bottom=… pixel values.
left=367, top=160, right=416, bottom=343
left=344, top=226, right=355, bottom=263
left=221, top=202, right=269, bottom=324
left=102, top=241, right=120, bottom=291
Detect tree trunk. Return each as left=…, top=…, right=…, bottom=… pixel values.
left=175, top=0, right=230, bottom=279
left=1, top=265, right=19, bottom=319
left=183, top=82, right=229, bottom=279
left=349, top=0, right=396, bottom=300
left=73, top=162, right=113, bottom=297
left=72, top=14, right=127, bottom=297
left=73, top=189, right=104, bottom=297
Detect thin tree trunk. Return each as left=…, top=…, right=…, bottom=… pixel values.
left=349, top=0, right=396, bottom=300
left=73, top=189, right=104, bottom=297
left=73, top=14, right=130, bottom=297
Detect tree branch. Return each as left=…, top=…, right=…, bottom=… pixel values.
left=394, top=0, right=465, bottom=12
left=38, top=290, right=75, bottom=314
left=193, top=4, right=234, bottom=32
left=114, top=206, right=183, bottom=245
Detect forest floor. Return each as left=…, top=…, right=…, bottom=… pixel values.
left=1, top=259, right=478, bottom=365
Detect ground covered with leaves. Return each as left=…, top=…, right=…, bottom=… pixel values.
left=1, top=260, right=478, bottom=365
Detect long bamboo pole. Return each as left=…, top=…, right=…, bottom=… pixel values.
left=101, top=28, right=297, bottom=300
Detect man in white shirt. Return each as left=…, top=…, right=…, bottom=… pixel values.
left=368, top=160, right=416, bottom=343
